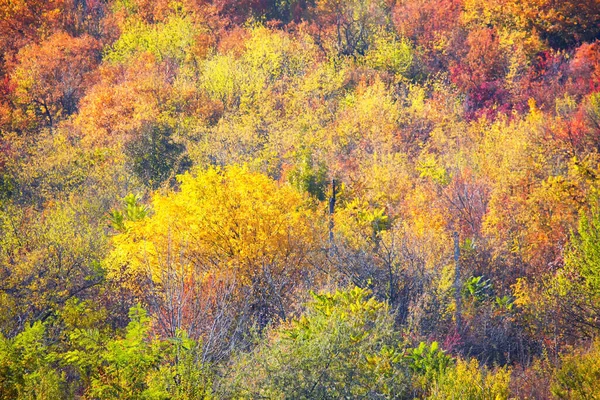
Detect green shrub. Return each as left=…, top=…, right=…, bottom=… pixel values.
left=552, top=340, right=600, bottom=399
left=222, top=287, right=412, bottom=399
left=0, top=322, right=63, bottom=400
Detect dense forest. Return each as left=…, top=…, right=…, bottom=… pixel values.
left=1, top=0, right=600, bottom=398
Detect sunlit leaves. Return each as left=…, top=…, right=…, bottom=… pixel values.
left=105, top=15, right=198, bottom=64
left=0, top=322, right=63, bottom=399
left=363, top=30, right=413, bottom=78
left=10, top=32, right=101, bottom=128
left=106, top=165, right=322, bottom=340
left=222, top=286, right=412, bottom=398
left=0, top=199, right=106, bottom=335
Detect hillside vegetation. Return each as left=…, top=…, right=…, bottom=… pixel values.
left=1, top=0, right=600, bottom=398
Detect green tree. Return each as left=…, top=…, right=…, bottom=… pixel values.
left=222, top=286, right=412, bottom=399
left=565, top=203, right=600, bottom=295
left=552, top=340, right=600, bottom=399
left=65, top=305, right=212, bottom=399
left=125, top=123, right=190, bottom=189
left=0, top=322, right=63, bottom=400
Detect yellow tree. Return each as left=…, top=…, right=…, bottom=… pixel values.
left=106, top=165, right=323, bottom=358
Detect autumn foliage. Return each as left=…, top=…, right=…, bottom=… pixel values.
left=1, top=0, right=600, bottom=398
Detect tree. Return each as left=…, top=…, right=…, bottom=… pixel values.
left=0, top=322, right=63, bottom=399
left=461, top=0, right=600, bottom=49
left=104, top=14, right=198, bottom=65
left=564, top=200, right=600, bottom=296
left=10, top=32, right=101, bottom=128
left=106, top=165, right=322, bottom=358
left=0, top=199, right=106, bottom=336
left=126, top=122, right=191, bottom=189
left=552, top=339, right=600, bottom=399
left=0, top=0, right=67, bottom=68
left=306, top=0, right=393, bottom=57
left=68, top=305, right=211, bottom=399
left=222, top=285, right=508, bottom=399
left=392, top=0, right=462, bottom=74
left=220, top=286, right=413, bottom=398
left=513, top=0, right=600, bottom=48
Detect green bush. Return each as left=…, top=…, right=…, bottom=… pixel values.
left=65, top=305, right=212, bottom=399
left=222, top=286, right=412, bottom=399
left=0, top=322, right=63, bottom=400
left=552, top=340, right=600, bottom=399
